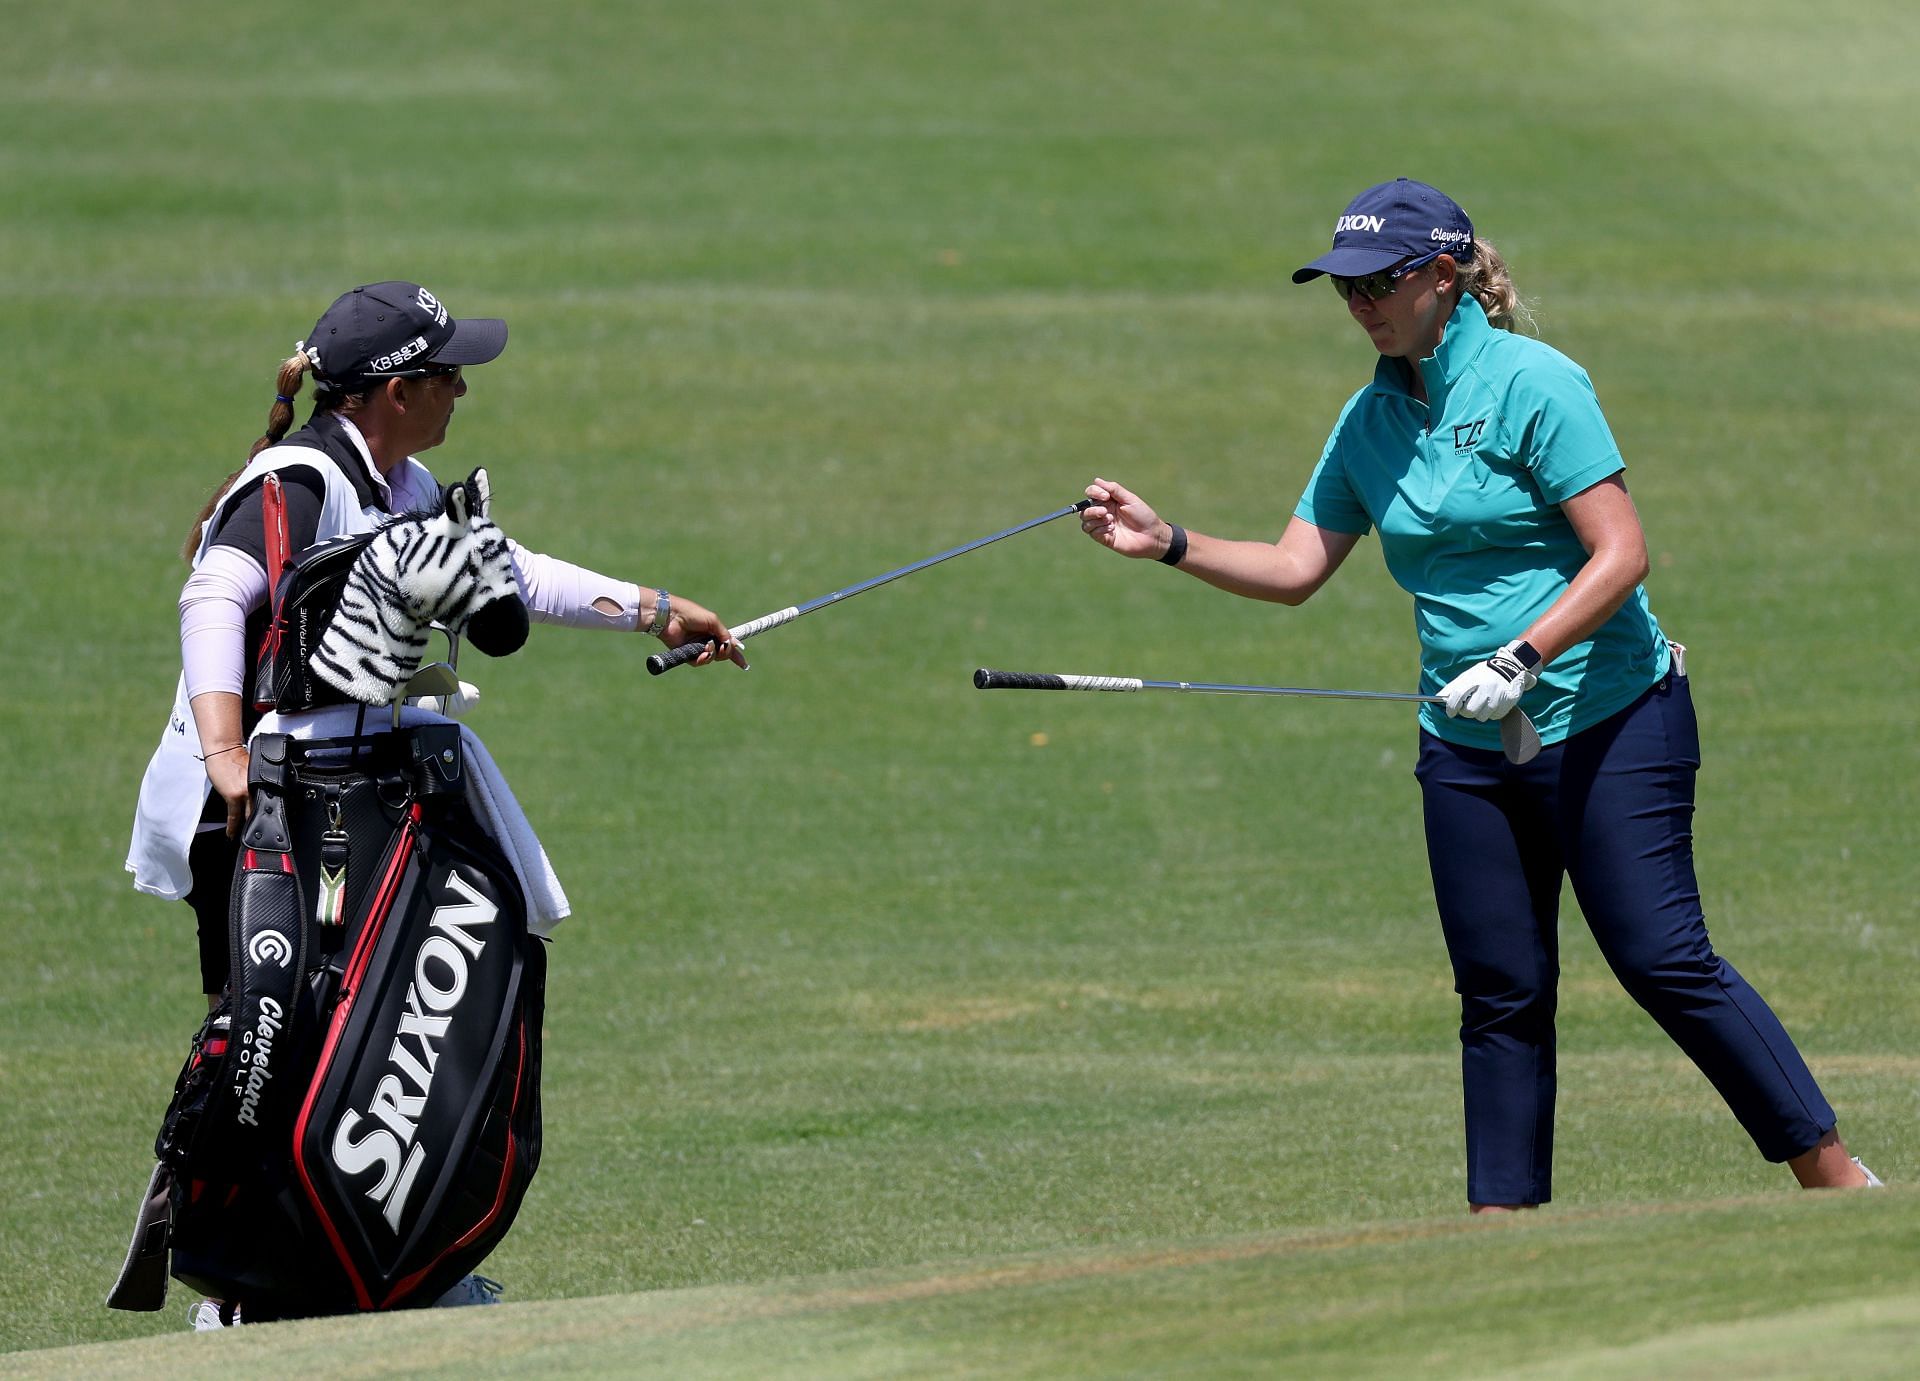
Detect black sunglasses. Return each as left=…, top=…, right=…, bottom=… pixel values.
left=1331, top=249, right=1445, bottom=303
left=333, top=362, right=464, bottom=391
left=385, top=362, right=463, bottom=383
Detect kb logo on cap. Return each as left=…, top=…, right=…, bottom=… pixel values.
left=416, top=287, right=448, bottom=327
left=371, top=337, right=430, bottom=373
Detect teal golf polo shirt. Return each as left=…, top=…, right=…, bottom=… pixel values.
left=1294, top=296, right=1670, bottom=750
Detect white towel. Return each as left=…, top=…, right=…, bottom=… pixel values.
left=252, top=703, right=571, bottom=935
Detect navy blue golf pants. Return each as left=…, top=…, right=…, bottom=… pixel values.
left=1415, top=672, right=1834, bottom=1205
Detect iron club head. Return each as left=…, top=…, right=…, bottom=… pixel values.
left=392, top=661, right=463, bottom=728
left=1499, top=707, right=1543, bottom=765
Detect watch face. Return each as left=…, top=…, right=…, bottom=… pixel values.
left=1513, top=641, right=1542, bottom=669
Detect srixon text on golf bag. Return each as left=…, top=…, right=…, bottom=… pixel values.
left=108, top=726, right=545, bottom=1320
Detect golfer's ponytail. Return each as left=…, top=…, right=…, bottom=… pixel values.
left=1458, top=237, right=1536, bottom=335
left=181, top=349, right=316, bottom=562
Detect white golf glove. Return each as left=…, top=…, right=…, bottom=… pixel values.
left=1440, top=640, right=1541, bottom=721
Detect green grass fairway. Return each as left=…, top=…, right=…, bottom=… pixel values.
left=9, top=1195, right=1920, bottom=1378
left=3, top=0, right=1917, bottom=1371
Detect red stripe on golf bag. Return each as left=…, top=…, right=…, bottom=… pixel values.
left=291, top=804, right=422, bottom=1311
left=251, top=473, right=292, bottom=712
left=261, top=472, right=290, bottom=585
left=289, top=799, right=543, bottom=1313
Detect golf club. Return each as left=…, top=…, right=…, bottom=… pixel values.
left=394, top=661, right=461, bottom=729
left=646, top=498, right=1094, bottom=675
left=972, top=668, right=1544, bottom=765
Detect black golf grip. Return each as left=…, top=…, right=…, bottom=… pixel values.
left=973, top=669, right=1070, bottom=691
left=645, top=641, right=708, bottom=675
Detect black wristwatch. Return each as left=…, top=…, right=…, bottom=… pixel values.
left=1510, top=640, right=1542, bottom=670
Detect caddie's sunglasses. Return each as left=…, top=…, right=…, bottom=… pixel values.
left=386, top=362, right=463, bottom=383
left=1332, top=249, right=1444, bottom=303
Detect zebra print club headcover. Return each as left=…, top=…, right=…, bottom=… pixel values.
left=309, top=468, right=530, bottom=706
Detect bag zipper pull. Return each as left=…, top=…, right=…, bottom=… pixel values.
left=317, top=793, right=349, bottom=930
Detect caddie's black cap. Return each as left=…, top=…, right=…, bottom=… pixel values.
left=303, top=281, right=508, bottom=390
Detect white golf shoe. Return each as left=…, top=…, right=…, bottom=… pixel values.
left=1853, top=1157, right=1886, bottom=1187
left=185, top=1277, right=497, bottom=1327
left=434, top=1274, right=504, bottom=1306
left=186, top=1299, right=239, bottom=1330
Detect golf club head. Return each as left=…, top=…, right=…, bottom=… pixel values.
left=1500, top=708, right=1543, bottom=765
left=401, top=662, right=462, bottom=700
left=393, top=661, right=463, bottom=727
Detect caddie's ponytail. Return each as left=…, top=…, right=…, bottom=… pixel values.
left=249, top=346, right=316, bottom=462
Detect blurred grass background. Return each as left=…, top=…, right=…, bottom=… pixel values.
left=2, top=0, right=1915, bottom=1365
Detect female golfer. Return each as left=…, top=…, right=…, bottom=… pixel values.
left=1080, top=179, right=1877, bottom=1208
left=126, top=281, right=743, bottom=1321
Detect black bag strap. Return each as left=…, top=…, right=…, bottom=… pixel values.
left=208, top=734, right=310, bottom=1173
left=243, top=732, right=294, bottom=852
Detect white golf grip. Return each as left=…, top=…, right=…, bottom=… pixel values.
left=732, top=606, right=802, bottom=641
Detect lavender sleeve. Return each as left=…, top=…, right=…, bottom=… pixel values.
left=180, top=546, right=269, bottom=699
left=506, top=540, right=644, bottom=631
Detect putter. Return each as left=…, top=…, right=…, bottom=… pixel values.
left=972, top=668, right=1544, bottom=765
left=645, top=498, right=1094, bottom=675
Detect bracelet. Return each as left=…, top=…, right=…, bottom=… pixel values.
left=195, top=744, right=246, bottom=762
left=1157, top=524, right=1188, bottom=567
left=644, top=589, right=671, bottom=637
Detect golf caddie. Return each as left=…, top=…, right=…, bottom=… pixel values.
left=120, top=281, right=745, bottom=1327
left=1079, top=179, right=1881, bottom=1208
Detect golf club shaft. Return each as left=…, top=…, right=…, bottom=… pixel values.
left=972, top=668, right=1542, bottom=765
left=973, top=669, right=1438, bottom=701
left=646, top=499, right=1094, bottom=674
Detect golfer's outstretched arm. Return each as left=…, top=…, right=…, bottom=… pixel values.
left=1082, top=478, right=1360, bottom=606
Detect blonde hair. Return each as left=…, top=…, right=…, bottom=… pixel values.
left=180, top=346, right=367, bottom=562
left=1454, top=236, right=1535, bottom=335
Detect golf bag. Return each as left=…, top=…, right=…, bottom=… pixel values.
left=109, top=728, right=545, bottom=1318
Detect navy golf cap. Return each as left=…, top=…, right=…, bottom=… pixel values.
left=1291, top=178, right=1475, bottom=284
left=303, top=281, right=507, bottom=389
